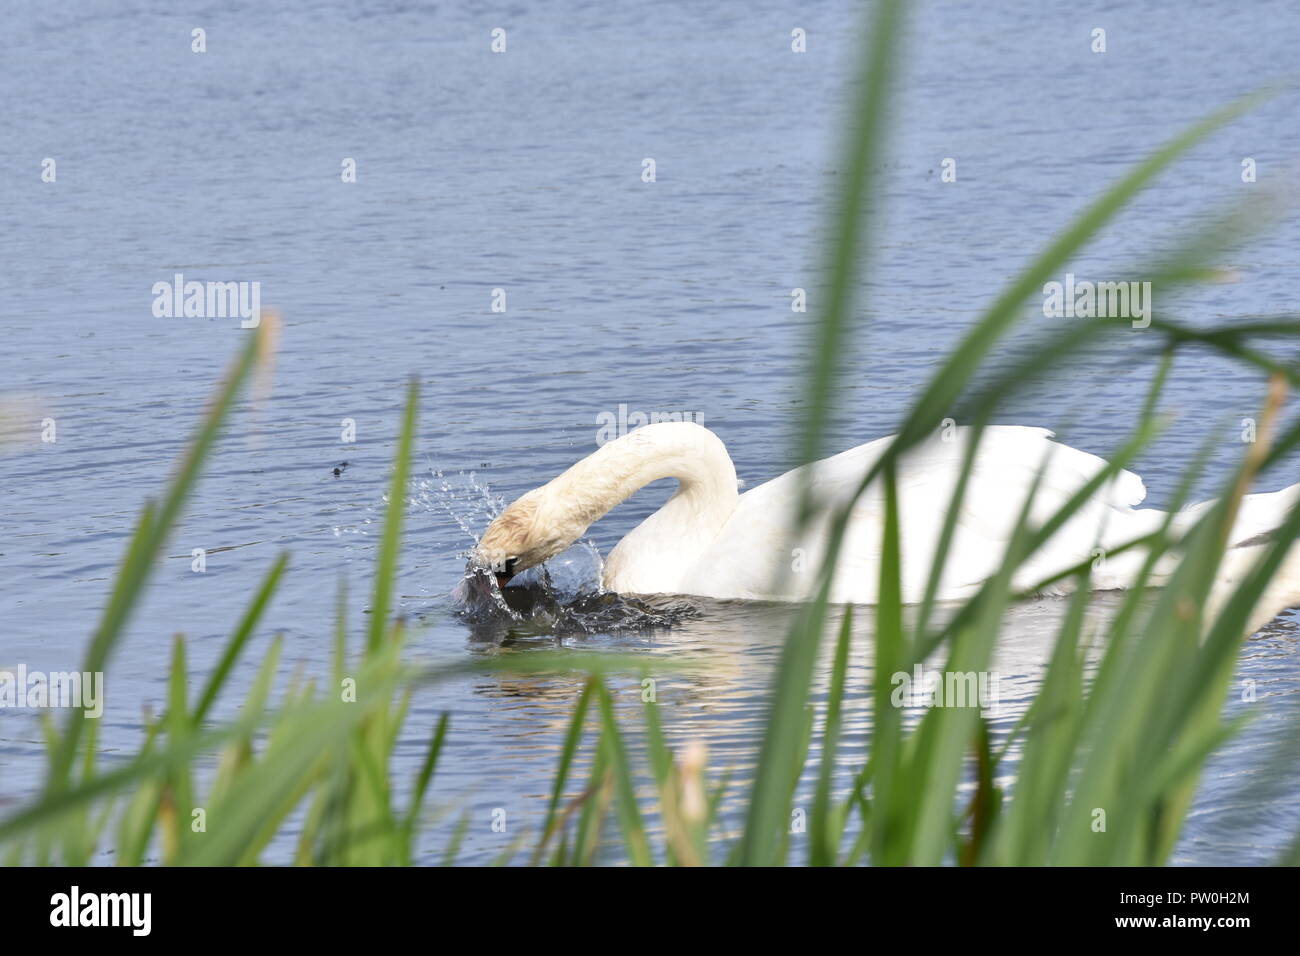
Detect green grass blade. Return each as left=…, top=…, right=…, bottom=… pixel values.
left=193, top=553, right=289, bottom=725
left=368, top=378, right=419, bottom=652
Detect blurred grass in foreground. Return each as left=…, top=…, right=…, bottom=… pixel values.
left=4, top=0, right=1300, bottom=865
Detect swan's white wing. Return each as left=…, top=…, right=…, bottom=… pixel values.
left=878, top=426, right=1150, bottom=600
left=686, top=434, right=892, bottom=601
left=695, top=426, right=1152, bottom=603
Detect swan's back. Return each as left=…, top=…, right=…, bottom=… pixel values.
left=693, top=425, right=1153, bottom=603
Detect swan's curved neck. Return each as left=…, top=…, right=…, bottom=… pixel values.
left=541, top=423, right=739, bottom=590
left=546, top=422, right=737, bottom=529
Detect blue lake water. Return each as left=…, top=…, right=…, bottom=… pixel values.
left=2, top=0, right=1299, bottom=864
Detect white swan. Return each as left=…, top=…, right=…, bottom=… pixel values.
left=466, top=422, right=1300, bottom=625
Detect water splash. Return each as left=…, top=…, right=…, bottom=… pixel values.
left=414, top=462, right=698, bottom=637
left=456, top=540, right=699, bottom=636
left=413, top=462, right=506, bottom=548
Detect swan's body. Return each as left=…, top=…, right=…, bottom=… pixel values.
left=470, top=422, right=1300, bottom=625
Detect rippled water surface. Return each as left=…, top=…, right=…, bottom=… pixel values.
left=3, top=0, right=1299, bottom=864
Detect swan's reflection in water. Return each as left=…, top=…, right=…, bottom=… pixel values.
left=414, top=560, right=1300, bottom=865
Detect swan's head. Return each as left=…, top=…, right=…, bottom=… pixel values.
left=459, top=488, right=575, bottom=597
